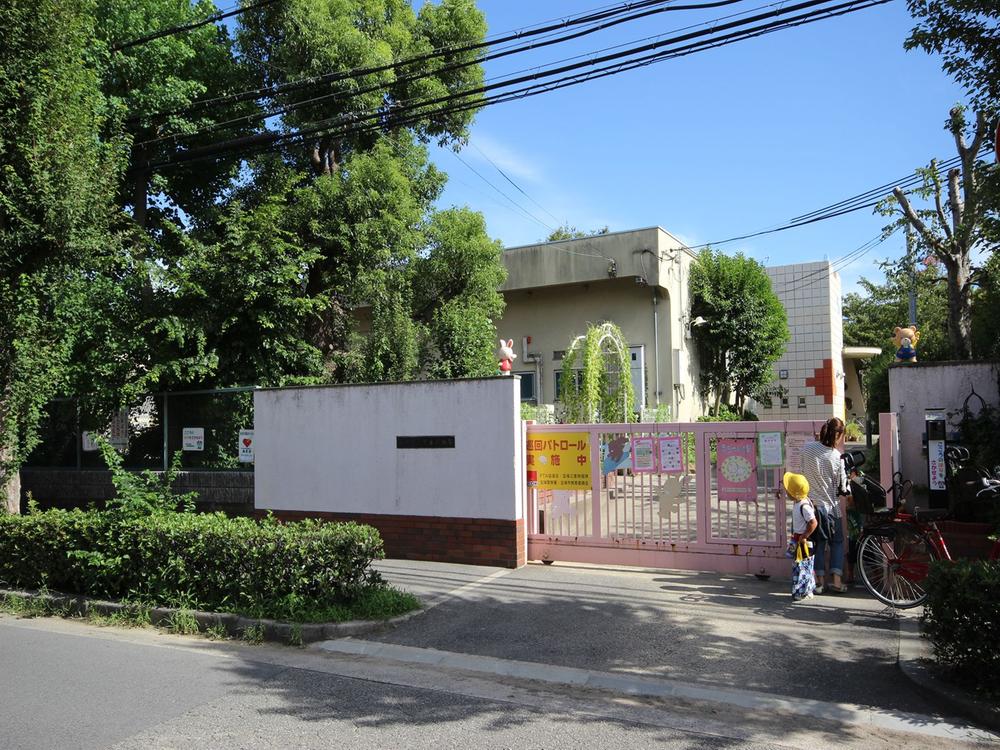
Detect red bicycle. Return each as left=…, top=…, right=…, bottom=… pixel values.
left=848, top=448, right=1000, bottom=609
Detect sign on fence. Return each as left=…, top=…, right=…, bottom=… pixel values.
left=717, top=438, right=756, bottom=501
left=527, top=431, right=590, bottom=490
left=238, top=429, right=254, bottom=463
left=182, top=427, right=205, bottom=451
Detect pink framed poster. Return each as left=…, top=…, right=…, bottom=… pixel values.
left=716, top=438, right=757, bottom=501
left=657, top=436, right=684, bottom=474
left=631, top=436, right=656, bottom=473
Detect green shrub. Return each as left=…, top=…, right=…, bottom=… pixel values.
left=0, top=509, right=387, bottom=622
left=922, top=559, right=1000, bottom=696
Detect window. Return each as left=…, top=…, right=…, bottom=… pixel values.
left=517, top=372, right=536, bottom=403
left=780, top=397, right=789, bottom=409
left=798, top=396, right=807, bottom=409
left=764, top=398, right=774, bottom=409
left=554, top=369, right=583, bottom=400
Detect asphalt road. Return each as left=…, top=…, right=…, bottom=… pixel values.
left=1, top=560, right=997, bottom=749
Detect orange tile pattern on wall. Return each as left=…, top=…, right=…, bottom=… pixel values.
left=806, top=358, right=836, bottom=404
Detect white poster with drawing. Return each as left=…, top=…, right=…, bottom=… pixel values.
left=238, top=429, right=254, bottom=463
left=757, top=432, right=784, bottom=467
left=183, top=427, right=205, bottom=451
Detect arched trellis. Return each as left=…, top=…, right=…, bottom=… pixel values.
left=559, top=322, right=634, bottom=423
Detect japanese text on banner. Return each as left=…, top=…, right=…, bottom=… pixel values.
left=527, top=432, right=590, bottom=490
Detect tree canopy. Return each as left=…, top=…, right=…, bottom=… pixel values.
left=905, top=0, right=1000, bottom=114
left=688, top=249, right=789, bottom=415
left=1, top=0, right=508, bottom=512
left=0, top=0, right=127, bottom=511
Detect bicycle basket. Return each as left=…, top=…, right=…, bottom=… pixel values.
left=850, top=474, right=886, bottom=515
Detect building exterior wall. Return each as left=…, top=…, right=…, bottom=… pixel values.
left=253, top=378, right=525, bottom=567
left=888, top=360, right=1000, bottom=484
left=756, top=262, right=845, bottom=422
left=497, top=227, right=704, bottom=421
left=497, top=231, right=844, bottom=424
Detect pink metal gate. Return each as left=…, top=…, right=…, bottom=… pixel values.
left=526, top=420, right=833, bottom=576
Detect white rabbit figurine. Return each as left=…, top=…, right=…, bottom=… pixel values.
left=498, top=338, right=516, bottom=375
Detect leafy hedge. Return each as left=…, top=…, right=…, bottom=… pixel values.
left=0, top=509, right=386, bottom=622
left=923, top=559, right=1000, bottom=695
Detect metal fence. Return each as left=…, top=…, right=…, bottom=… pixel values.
left=25, top=387, right=256, bottom=471
left=526, top=420, right=835, bottom=576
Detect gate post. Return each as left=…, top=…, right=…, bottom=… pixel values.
left=589, top=425, right=602, bottom=538
left=695, top=426, right=709, bottom=546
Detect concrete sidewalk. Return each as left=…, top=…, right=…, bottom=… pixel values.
left=368, top=558, right=993, bottom=732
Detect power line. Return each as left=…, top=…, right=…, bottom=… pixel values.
left=111, top=0, right=280, bottom=53
left=144, top=0, right=888, bottom=170
left=138, top=0, right=745, bottom=144
left=450, top=152, right=555, bottom=232
left=131, top=0, right=698, bottom=124
left=468, top=143, right=562, bottom=226
left=685, top=146, right=993, bottom=252
left=779, top=233, right=888, bottom=296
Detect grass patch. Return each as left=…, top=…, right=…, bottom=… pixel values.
left=205, top=623, right=229, bottom=641
left=0, top=588, right=73, bottom=619
left=0, top=583, right=420, bottom=635
left=241, top=623, right=264, bottom=645
left=238, top=585, right=421, bottom=624
left=166, top=609, right=200, bottom=635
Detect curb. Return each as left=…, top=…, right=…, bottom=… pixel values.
left=0, top=588, right=422, bottom=645
left=897, top=613, right=1000, bottom=731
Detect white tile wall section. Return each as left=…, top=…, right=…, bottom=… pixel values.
left=754, top=260, right=845, bottom=422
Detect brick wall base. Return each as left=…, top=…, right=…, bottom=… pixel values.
left=20, top=469, right=254, bottom=515
left=261, top=510, right=525, bottom=569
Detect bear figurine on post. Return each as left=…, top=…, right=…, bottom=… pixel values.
left=893, top=326, right=919, bottom=363
left=498, top=338, right=516, bottom=375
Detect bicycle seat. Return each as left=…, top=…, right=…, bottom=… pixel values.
left=870, top=507, right=895, bottom=519
left=912, top=507, right=949, bottom=522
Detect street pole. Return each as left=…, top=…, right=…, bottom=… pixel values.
left=905, top=224, right=917, bottom=326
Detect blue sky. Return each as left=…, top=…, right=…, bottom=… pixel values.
left=425, top=0, right=968, bottom=294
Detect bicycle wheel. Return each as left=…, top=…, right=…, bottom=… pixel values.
left=857, top=524, right=937, bottom=608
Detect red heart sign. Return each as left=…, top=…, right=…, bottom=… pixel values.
left=242, top=438, right=252, bottom=447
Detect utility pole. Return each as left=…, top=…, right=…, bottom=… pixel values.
left=905, top=224, right=917, bottom=326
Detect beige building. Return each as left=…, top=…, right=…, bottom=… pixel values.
left=497, top=227, right=875, bottom=422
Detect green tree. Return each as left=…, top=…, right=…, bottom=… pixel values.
left=842, top=262, right=951, bottom=421
left=905, top=0, right=1000, bottom=113
left=689, top=249, right=789, bottom=415
left=0, top=0, right=126, bottom=512
left=96, top=0, right=255, bottom=229
left=413, top=208, right=507, bottom=378
left=545, top=224, right=610, bottom=242
left=880, top=107, right=996, bottom=359
left=236, top=0, right=486, bottom=177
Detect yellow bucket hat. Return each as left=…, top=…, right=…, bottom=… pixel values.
left=783, top=472, right=809, bottom=500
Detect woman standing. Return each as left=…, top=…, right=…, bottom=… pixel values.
left=799, top=417, right=849, bottom=593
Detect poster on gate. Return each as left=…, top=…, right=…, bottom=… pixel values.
left=631, top=436, right=656, bottom=473
left=716, top=438, right=757, bottom=501
left=527, top=432, right=590, bottom=490
left=657, top=435, right=684, bottom=474
left=784, top=432, right=809, bottom=474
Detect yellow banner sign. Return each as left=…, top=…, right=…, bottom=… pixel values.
left=527, top=432, right=590, bottom=490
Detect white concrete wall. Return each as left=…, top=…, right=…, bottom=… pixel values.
left=888, top=361, right=1000, bottom=485
left=254, top=378, right=523, bottom=520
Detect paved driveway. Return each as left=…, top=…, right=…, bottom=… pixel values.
left=371, top=559, right=939, bottom=716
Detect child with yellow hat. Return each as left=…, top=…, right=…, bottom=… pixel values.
left=784, top=472, right=819, bottom=602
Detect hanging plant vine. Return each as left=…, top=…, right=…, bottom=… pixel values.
left=559, top=322, right=634, bottom=423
